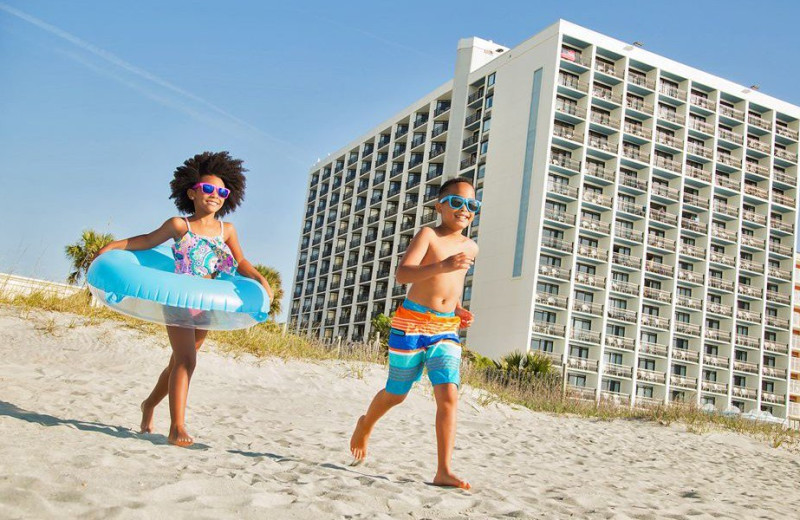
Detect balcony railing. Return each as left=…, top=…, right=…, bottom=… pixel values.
left=640, top=340, right=668, bottom=355
left=681, top=219, right=707, bottom=234
left=748, top=138, right=770, bottom=153
left=619, top=175, right=648, bottom=191
left=538, top=264, right=571, bottom=280
left=715, top=176, right=740, bottom=190
left=548, top=181, right=579, bottom=198
left=637, top=368, right=666, bottom=384
left=672, top=349, right=700, bottom=363
left=740, top=259, right=764, bottom=273
left=675, top=321, right=700, bottom=337
left=550, top=155, right=581, bottom=172
left=679, top=242, right=705, bottom=258
left=743, top=184, right=768, bottom=200
left=572, top=300, right=603, bottom=315
left=542, top=236, right=573, bottom=252
left=595, top=61, right=623, bottom=78
left=769, top=242, right=792, bottom=256
left=553, top=126, right=583, bottom=143
left=626, top=99, right=654, bottom=113
left=576, top=244, right=608, bottom=261
left=764, top=340, right=789, bottom=354
left=748, top=114, right=771, bottom=130
left=649, top=209, right=678, bottom=226
left=607, top=307, right=637, bottom=323
left=717, top=154, right=741, bottom=168
left=584, top=164, right=616, bottom=181
left=671, top=374, right=697, bottom=388
left=581, top=218, right=611, bottom=235
left=676, top=296, right=703, bottom=312
left=643, top=286, right=672, bottom=303
left=536, top=292, right=568, bottom=309
left=622, top=147, right=650, bottom=162
left=647, top=234, right=676, bottom=251
left=658, top=110, right=685, bottom=125
left=558, top=75, right=589, bottom=93
left=556, top=102, right=587, bottom=118
left=574, top=272, right=605, bottom=288
left=706, top=302, right=732, bottom=316
left=705, top=329, right=731, bottom=342
left=678, top=269, right=704, bottom=285
left=701, top=381, right=728, bottom=394
left=570, top=329, right=601, bottom=343
left=545, top=209, right=577, bottom=225
left=582, top=191, right=612, bottom=207
left=719, top=105, right=745, bottom=121
left=605, top=335, right=635, bottom=351
left=682, top=193, right=709, bottom=209
left=591, top=112, right=620, bottom=128
left=690, top=94, right=714, bottom=110
left=640, top=315, right=670, bottom=330
left=704, top=354, right=728, bottom=367
left=733, top=360, right=759, bottom=374
left=656, top=133, right=682, bottom=149
left=762, top=391, right=786, bottom=405
left=774, top=170, right=797, bottom=185
left=651, top=183, right=679, bottom=200
left=769, top=267, right=792, bottom=280
left=687, top=143, right=713, bottom=159
left=659, top=84, right=687, bottom=100
left=685, top=165, right=711, bottom=183
left=717, top=128, right=743, bottom=144
left=742, top=211, right=767, bottom=227
left=615, top=227, right=643, bottom=242
left=592, top=86, right=622, bottom=104
left=612, top=253, right=641, bottom=269
left=737, top=285, right=762, bottom=298
left=713, top=202, right=739, bottom=218
left=736, top=309, right=761, bottom=322
left=773, top=192, right=796, bottom=207
left=628, top=73, right=655, bottom=90
left=616, top=200, right=645, bottom=216
left=605, top=363, right=633, bottom=378
left=708, top=277, right=733, bottom=291
left=771, top=219, right=794, bottom=233
left=689, top=118, right=715, bottom=134
left=568, top=357, right=599, bottom=371
left=610, top=280, right=639, bottom=295
left=776, top=126, right=799, bottom=140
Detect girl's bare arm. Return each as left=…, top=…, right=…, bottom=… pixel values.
left=97, top=218, right=182, bottom=255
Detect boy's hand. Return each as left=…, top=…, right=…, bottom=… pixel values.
left=440, top=253, right=474, bottom=273
left=455, top=306, right=474, bottom=329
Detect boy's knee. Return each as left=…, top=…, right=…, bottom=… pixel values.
left=384, top=390, right=408, bottom=406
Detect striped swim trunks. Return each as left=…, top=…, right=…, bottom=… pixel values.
left=385, top=299, right=462, bottom=395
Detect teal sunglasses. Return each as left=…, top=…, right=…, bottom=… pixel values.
left=439, top=195, right=482, bottom=213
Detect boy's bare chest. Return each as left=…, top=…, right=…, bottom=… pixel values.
left=423, top=238, right=470, bottom=263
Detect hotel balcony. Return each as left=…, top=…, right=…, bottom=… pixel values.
left=748, top=138, right=771, bottom=154
left=685, top=165, right=712, bottom=183
left=574, top=271, right=605, bottom=288
left=707, top=277, right=733, bottom=291
left=681, top=219, right=707, bottom=234
left=542, top=236, right=573, bottom=253
left=679, top=242, right=705, bottom=258
left=736, top=334, right=761, bottom=349
left=584, top=164, right=616, bottom=182
left=571, top=329, right=601, bottom=344
left=572, top=300, right=603, bottom=315
left=567, top=385, right=597, bottom=401
left=671, top=374, right=697, bottom=389
left=545, top=209, right=577, bottom=226
left=536, top=292, right=568, bottom=309
left=628, top=73, right=655, bottom=90
left=576, top=244, right=608, bottom=261
left=640, top=339, right=669, bottom=355
left=558, top=75, right=589, bottom=93
left=556, top=102, right=587, bottom=119
left=615, top=227, right=644, bottom=243
left=690, top=94, right=714, bottom=111
left=689, top=118, right=715, bottom=134
left=731, top=386, right=758, bottom=400
left=672, top=348, right=700, bottom=363
left=612, top=253, right=641, bottom=269
left=763, top=366, right=787, bottom=379
left=705, top=329, right=731, bottom=342
left=582, top=190, right=613, bottom=208
left=777, top=126, right=799, bottom=140
left=792, top=358, right=800, bottom=373
left=772, top=192, right=796, bottom=208
left=616, top=200, right=645, bottom=216
left=715, top=176, right=740, bottom=191
left=568, top=356, right=599, bottom=371
left=553, top=125, right=584, bottom=143
left=538, top=264, right=571, bottom=281
left=682, top=192, right=709, bottom=209
left=702, top=381, right=728, bottom=394
left=720, top=105, right=745, bottom=121
left=652, top=183, right=680, bottom=201
left=658, top=110, right=685, bottom=126
left=609, top=279, right=639, bottom=296
left=643, top=286, right=672, bottom=303
left=771, top=219, right=794, bottom=233
left=605, top=363, right=633, bottom=378
left=626, top=98, right=654, bottom=114
left=647, top=234, right=676, bottom=251
left=766, top=290, right=790, bottom=305
left=704, top=353, right=729, bottom=368
left=645, top=260, right=674, bottom=277
left=607, top=307, right=638, bottom=323
left=792, top=379, right=800, bottom=394
left=656, top=133, right=683, bottom=149
left=532, top=320, right=566, bottom=337
left=773, top=170, right=797, bottom=186
left=769, top=267, right=792, bottom=280
left=736, top=308, right=761, bottom=322
left=737, top=285, right=762, bottom=298
left=748, top=114, right=771, bottom=131
left=624, top=123, right=651, bottom=140
left=707, top=301, right=733, bottom=317
left=676, top=296, right=703, bottom=311
left=718, top=128, right=744, bottom=145
left=742, top=211, right=767, bottom=227
left=591, top=111, right=621, bottom=128
left=592, top=86, right=623, bottom=105
left=548, top=181, right=579, bottom=199
left=637, top=368, right=667, bottom=384
left=743, top=184, right=768, bottom=200
left=605, top=334, right=635, bottom=351
left=764, top=340, right=790, bottom=354
left=675, top=321, right=701, bottom=337
left=713, top=202, right=739, bottom=218
left=762, top=392, right=786, bottom=405
left=769, top=242, right=793, bottom=256
left=733, top=360, right=759, bottom=374
left=600, top=390, right=630, bottom=403
left=649, top=209, right=678, bottom=227
left=622, top=147, right=650, bottom=163
left=551, top=155, right=582, bottom=173
left=595, top=61, right=624, bottom=78
left=717, top=154, right=741, bottom=168
left=740, top=259, right=764, bottom=274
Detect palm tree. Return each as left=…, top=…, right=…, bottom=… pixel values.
left=64, top=229, right=114, bottom=285
left=253, top=264, right=283, bottom=319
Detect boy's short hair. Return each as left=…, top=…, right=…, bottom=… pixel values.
left=437, top=177, right=475, bottom=198
left=169, top=151, right=247, bottom=217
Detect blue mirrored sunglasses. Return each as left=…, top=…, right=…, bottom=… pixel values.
left=439, top=194, right=481, bottom=213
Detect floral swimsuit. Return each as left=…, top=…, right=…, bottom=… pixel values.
left=172, top=218, right=238, bottom=277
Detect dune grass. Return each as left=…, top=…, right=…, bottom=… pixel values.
left=2, top=289, right=798, bottom=449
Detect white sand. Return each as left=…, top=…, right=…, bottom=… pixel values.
left=2, top=306, right=799, bottom=519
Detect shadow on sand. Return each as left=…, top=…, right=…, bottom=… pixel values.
left=0, top=400, right=210, bottom=450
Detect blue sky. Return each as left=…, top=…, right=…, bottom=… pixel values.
left=2, top=0, right=799, bottom=320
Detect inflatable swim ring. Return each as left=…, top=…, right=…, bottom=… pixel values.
left=87, top=246, right=270, bottom=330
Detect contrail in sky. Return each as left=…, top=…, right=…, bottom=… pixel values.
left=0, top=2, right=306, bottom=158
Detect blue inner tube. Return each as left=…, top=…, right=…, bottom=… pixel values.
left=87, top=246, right=270, bottom=330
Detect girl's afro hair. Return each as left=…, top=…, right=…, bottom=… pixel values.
left=169, top=151, right=247, bottom=218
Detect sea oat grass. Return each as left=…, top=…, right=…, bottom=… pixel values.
left=2, top=290, right=798, bottom=448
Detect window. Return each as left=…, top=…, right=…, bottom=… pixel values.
left=531, top=338, right=554, bottom=352
left=568, top=374, right=586, bottom=387
left=534, top=310, right=556, bottom=323
left=487, top=72, right=496, bottom=86
left=485, top=95, right=494, bottom=109
left=639, top=358, right=655, bottom=370
left=483, top=118, right=492, bottom=132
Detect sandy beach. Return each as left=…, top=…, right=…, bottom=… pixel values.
left=2, top=305, right=800, bottom=519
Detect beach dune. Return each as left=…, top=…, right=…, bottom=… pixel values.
left=1, top=306, right=799, bottom=519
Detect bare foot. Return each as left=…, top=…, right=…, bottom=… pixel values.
left=433, top=470, right=471, bottom=490
left=168, top=425, right=194, bottom=447
left=349, top=415, right=370, bottom=464
left=140, top=401, right=155, bottom=434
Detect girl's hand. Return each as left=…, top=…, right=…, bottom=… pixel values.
left=455, top=306, right=474, bottom=329
left=261, top=279, right=274, bottom=301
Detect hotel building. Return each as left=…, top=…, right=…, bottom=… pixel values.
left=290, top=20, right=800, bottom=417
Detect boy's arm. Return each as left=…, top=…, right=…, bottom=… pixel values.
left=395, top=228, right=473, bottom=285
left=97, top=218, right=180, bottom=256
left=225, top=224, right=274, bottom=299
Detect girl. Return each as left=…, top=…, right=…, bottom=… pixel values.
left=97, top=151, right=273, bottom=447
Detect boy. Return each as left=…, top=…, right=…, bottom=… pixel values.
left=349, top=177, right=480, bottom=490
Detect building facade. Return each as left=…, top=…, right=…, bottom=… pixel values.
left=290, top=21, right=800, bottom=417
left=791, top=253, right=800, bottom=422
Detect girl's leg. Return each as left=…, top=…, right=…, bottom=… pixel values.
left=140, top=329, right=207, bottom=433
